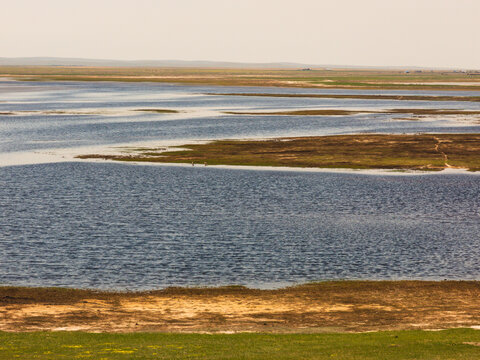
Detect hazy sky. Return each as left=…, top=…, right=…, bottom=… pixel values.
left=1, top=0, right=479, bottom=68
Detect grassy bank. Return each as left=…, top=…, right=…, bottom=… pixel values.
left=1, top=329, right=480, bottom=359
left=77, top=134, right=480, bottom=171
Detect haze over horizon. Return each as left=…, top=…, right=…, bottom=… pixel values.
left=1, top=0, right=479, bottom=69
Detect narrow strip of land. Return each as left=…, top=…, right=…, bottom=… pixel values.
left=2, top=66, right=480, bottom=91
left=133, top=109, right=179, bottom=113
left=2, top=281, right=480, bottom=333
left=212, top=93, right=480, bottom=102
left=0, top=108, right=179, bottom=116
left=77, top=133, right=480, bottom=171
left=224, top=109, right=480, bottom=116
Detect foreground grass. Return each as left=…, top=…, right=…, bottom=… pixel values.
left=1, top=329, right=480, bottom=360
left=78, top=134, right=480, bottom=171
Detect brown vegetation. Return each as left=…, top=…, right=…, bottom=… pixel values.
left=2, top=281, right=480, bottom=333
left=133, top=109, right=179, bottom=113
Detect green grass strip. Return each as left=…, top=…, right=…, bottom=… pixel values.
left=1, top=329, right=480, bottom=359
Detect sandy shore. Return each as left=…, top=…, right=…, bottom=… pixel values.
left=2, top=281, right=480, bottom=333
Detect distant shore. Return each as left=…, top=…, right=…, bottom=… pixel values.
left=2, top=281, right=480, bottom=333
left=2, top=66, right=480, bottom=91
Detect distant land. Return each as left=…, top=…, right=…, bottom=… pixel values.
left=0, top=57, right=470, bottom=71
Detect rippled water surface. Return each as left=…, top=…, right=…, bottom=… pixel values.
left=1, top=81, right=480, bottom=289
left=1, top=162, right=480, bottom=289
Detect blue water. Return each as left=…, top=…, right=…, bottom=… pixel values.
left=1, top=80, right=480, bottom=289
left=1, top=162, right=480, bottom=290
left=1, top=80, right=480, bottom=154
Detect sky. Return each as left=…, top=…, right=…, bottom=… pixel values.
left=1, top=0, right=479, bottom=68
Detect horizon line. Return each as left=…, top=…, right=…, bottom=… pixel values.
left=0, top=56, right=478, bottom=71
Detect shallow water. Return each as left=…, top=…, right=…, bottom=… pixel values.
left=1, top=162, right=480, bottom=290
left=1, top=80, right=480, bottom=157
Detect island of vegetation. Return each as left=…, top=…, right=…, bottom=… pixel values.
left=77, top=133, right=480, bottom=171
left=133, top=108, right=179, bottom=113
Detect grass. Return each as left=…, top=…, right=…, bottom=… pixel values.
left=77, top=134, right=480, bottom=171
left=2, top=66, right=480, bottom=90
left=1, top=329, right=480, bottom=359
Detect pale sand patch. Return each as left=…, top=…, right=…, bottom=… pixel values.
left=120, top=297, right=356, bottom=316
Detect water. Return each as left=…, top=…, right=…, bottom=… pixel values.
left=1, top=80, right=480, bottom=289
left=1, top=80, right=480, bottom=155
left=1, top=162, right=480, bottom=290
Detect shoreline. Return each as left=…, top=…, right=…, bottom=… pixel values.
left=3, top=149, right=480, bottom=176
left=2, top=280, right=480, bottom=333
left=78, top=158, right=480, bottom=176
left=2, top=67, right=480, bottom=91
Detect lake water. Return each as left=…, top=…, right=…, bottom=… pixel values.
left=2, top=80, right=480, bottom=156
left=1, top=80, right=480, bottom=289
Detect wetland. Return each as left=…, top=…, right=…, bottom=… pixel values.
left=1, top=75, right=480, bottom=339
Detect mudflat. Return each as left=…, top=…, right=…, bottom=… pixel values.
left=2, top=281, right=480, bottom=333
